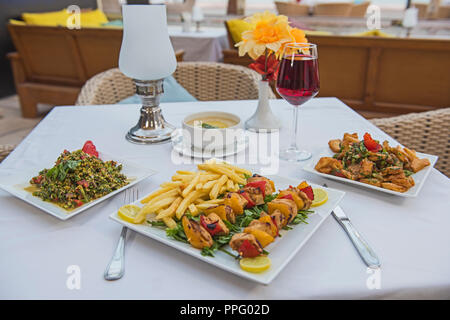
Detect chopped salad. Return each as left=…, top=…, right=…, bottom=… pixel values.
left=29, top=141, right=128, bottom=210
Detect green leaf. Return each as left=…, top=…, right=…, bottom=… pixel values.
left=147, top=220, right=167, bottom=228
left=201, top=123, right=219, bottom=129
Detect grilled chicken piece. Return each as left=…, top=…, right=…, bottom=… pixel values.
left=343, top=133, right=359, bottom=144
left=229, top=233, right=263, bottom=254
left=268, top=198, right=298, bottom=224
left=315, top=157, right=343, bottom=174
left=387, top=175, right=414, bottom=189
left=393, top=146, right=409, bottom=163
left=224, top=192, right=247, bottom=215
left=360, top=158, right=374, bottom=177
left=243, top=186, right=265, bottom=206
left=347, top=163, right=361, bottom=177
left=381, top=166, right=403, bottom=176
left=247, top=219, right=274, bottom=237
left=328, top=139, right=341, bottom=153
left=382, top=140, right=393, bottom=153
left=403, top=147, right=417, bottom=163
left=270, top=209, right=287, bottom=229
left=359, top=178, right=382, bottom=187
left=205, top=205, right=236, bottom=224
left=368, top=151, right=388, bottom=162
left=344, top=169, right=359, bottom=180
left=203, top=213, right=229, bottom=235
left=182, top=216, right=213, bottom=249
left=247, top=174, right=275, bottom=195
left=297, top=191, right=312, bottom=210
left=381, top=182, right=407, bottom=193
left=410, top=158, right=430, bottom=173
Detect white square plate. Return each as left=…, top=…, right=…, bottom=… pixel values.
left=109, top=175, right=345, bottom=285
left=0, top=152, right=157, bottom=220
left=303, top=148, right=438, bottom=198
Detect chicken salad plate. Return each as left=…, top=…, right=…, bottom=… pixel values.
left=303, top=132, right=438, bottom=197
left=109, top=160, right=345, bottom=285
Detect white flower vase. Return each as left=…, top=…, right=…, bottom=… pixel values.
left=245, top=80, right=281, bottom=132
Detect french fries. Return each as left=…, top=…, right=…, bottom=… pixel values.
left=209, top=175, right=228, bottom=199
left=155, top=197, right=182, bottom=220
left=128, top=161, right=250, bottom=228
left=197, top=163, right=246, bottom=185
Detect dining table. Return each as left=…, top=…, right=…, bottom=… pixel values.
left=168, top=25, right=229, bottom=62
left=0, top=98, right=449, bottom=299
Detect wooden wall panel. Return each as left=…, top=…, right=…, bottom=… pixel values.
left=375, top=48, right=450, bottom=108
left=316, top=45, right=369, bottom=102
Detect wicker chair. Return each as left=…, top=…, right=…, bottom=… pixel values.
left=370, top=108, right=450, bottom=177
left=76, top=62, right=274, bottom=105
left=0, top=145, right=15, bottom=163
left=275, top=1, right=310, bottom=16
left=314, top=3, right=353, bottom=17
left=349, top=2, right=370, bottom=17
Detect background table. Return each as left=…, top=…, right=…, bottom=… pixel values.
left=168, top=25, right=229, bottom=62
left=1, top=98, right=449, bottom=299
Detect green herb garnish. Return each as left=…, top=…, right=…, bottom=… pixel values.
left=201, top=123, right=219, bottom=129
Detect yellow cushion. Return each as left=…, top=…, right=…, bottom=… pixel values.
left=79, top=9, right=108, bottom=27
left=22, top=9, right=108, bottom=28
left=350, top=29, right=394, bottom=37
left=22, top=9, right=69, bottom=27
left=226, top=19, right=252, bottom=45
left=304, top=30, right=333, bottom=36
left=9, top=19, right=26, bottom=25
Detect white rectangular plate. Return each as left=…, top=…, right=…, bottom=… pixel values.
left=0, top=152, right=157, bottom=220
left=109, top=175, right=345, bottom=285
left=303, top=148, right=438, bottom=198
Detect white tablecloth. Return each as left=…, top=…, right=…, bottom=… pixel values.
left=168, top=26, right=229, bottom=62
left=0, top=98, right=449, bottom=299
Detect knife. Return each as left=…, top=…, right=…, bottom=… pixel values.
left=330, top=205, right=381, bottom=268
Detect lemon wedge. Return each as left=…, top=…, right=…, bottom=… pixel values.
left=311, top=188, right=328, bottom=207
left=240, top=256, right=271, bottom=273
left=118, top=204, right=145, bottom=224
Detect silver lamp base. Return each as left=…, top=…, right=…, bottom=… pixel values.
left=126, top=79, right=174, bottom=145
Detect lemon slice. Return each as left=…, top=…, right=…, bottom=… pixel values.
left=311, top=188, right=328, bottom=207
left=240, top=256, right=271, bottom=273
left=118, top=204, right=144, bottom=224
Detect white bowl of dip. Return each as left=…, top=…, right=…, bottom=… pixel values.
left=182, top=111, right=243, bottom=151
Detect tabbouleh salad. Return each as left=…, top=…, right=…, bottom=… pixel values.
left=29, top=142, right=128, bottom=210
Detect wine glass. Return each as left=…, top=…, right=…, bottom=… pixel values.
left=276, top=43, right=320, bottom=162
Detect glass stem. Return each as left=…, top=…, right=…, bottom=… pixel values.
left=290, top=106, right=299, bottom=150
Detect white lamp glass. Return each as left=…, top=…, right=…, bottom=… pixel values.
left=403, top=7, right=419, bottom=29
left=192, top=5, right=204, bottom=32
left=119, top=4, right=177, bottom=144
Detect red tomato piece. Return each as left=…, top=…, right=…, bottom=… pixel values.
left=363, top=133, right=382, bottom=152
left=238, top=239, right=261, bottom=258
left=82, top=140, right=99, bottom=157
left=300, top=186, right=315, bottom=201
left=73, top=199, right=84, bottom=207
left=200, top=215, right=223, bottom=236
left=245, top=180, right=267, bottom=198
left=280, top=194, right=294, bottom=201
left=239, top=191, right=255, bottom=208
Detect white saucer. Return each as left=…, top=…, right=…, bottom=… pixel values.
left=171, top=128, right=248, bottom=158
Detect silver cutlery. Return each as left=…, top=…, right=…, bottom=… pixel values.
left=104, top=187, right=139, bottom=280
left=324, top=184, right=381, bottom=268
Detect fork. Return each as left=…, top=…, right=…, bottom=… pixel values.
left=104, top=187, right=139, bottom=281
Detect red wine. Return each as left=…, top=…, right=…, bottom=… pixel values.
left=276, top=55, right=320, bottom=106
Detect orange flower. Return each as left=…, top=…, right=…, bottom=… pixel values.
left=236, top=11, right=291, bottom=59
left=276, top=27, right=308, bottom=58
